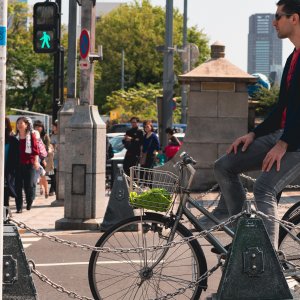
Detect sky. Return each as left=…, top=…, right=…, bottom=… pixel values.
left=28, top=0, right=295, bottom=72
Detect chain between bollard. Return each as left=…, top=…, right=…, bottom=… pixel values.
left=9, top=212, right=244, bottom=254
left=27, top=260, right=94, bottom=300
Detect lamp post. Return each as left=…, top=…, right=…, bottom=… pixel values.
left=161, top=0, right=174, bottom=150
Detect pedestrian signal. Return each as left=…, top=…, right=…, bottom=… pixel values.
left=33, top=2, right=59, bottom=53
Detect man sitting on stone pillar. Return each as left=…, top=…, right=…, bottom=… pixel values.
left=214, top=0, right=300, bottom=249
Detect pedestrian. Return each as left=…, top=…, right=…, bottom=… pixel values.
left=13, top=117, right=39, bottom=212
left=33, top=130, right=48, bottom=198
left=122, top=117, right=144, bottom=175
left=140, top=120, right=160, bottom=169
left=214, top=0, right=300, bottom=249
left=164, top=127, right=181, bottom=161
left=4, top=117, right=17, bottom=211
left=49, top=120, right=58, bottom=196
left=34, top=120, right=50, bottom=197
left=33, top=120, right=51, bottom=151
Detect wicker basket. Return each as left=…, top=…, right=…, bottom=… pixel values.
left=126, top=166, right=179, bottom=212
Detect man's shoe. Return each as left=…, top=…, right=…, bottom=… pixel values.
left=26, top=204, right=31, bottom=210
left=16, top=209, right=22, bottom=213
left=211, top=243, right=232, bottom=254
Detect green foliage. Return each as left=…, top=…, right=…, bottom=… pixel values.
left=105, top=83, right=162, bottom=121
left=104, top=82, right=182, bottom=123
left=6, top=2, right=68, bottom=114
left=95, top=0, right=209, bottom=111
left=253, top=86, right=280, bottom=116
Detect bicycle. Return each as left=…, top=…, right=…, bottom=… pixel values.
left=88, top=152, right=300, bottom=300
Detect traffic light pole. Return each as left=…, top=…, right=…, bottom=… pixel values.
left=52, top=0, right=63, bottom=122
left=0, top=1, right=7, bottom=296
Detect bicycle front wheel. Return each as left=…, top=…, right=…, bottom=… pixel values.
left=88, top=213, right=207, bottom=300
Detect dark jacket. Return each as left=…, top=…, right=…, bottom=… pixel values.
left=253, top=49, right=300, bottom=151
left=123, top=127, right=144, bottom=156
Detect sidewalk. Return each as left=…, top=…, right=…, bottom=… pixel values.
left=7, top=188, right=300, bottom=233
left=7, top=191, right=110, bottom=234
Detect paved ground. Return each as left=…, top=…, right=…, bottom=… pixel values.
left=6, top=187, right=300, bottom=299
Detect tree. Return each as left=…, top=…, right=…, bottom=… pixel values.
left=253, top=86, right=279, bottom=116
left=104, top=83, right=162, bottom=122
left=95, top=0, right=209, bottom=112
left=6, top=2, right=68, bottom=114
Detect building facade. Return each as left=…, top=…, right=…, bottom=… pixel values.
left=247, top=13, right=282, bottom=82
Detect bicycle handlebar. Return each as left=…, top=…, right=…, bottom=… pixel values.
left=179, top=152, right=197, bottom=165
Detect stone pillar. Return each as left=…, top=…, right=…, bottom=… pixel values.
left=53, top=0, right=78, bottom=206
left=162, top=42, right=256, bottom=191
left=55, top=0, right=106, bottom=230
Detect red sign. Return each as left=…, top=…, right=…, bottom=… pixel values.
left=79, top=29, right=90, bottom=59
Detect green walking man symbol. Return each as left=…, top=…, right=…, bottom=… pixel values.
left=40, top=31, right=51, bottom=49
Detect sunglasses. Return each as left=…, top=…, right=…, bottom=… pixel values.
left=275, top=13, right=293, bottom=21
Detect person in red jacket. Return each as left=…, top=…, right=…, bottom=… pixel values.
left=13, top=117, right=39, bottom=213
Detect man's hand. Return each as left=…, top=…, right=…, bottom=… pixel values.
left=124, top=135, right=132, bottom=142
left=262, top=140, right=288, bottom=172
left=227, top=132, right=255, bottom=154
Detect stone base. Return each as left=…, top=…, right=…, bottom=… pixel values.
left=55, top=218, right=101, bottom=230
left=51, top=199, right=64, bottom=207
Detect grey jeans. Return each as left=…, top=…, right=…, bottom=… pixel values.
left=214, top=130, right=300, bottom=248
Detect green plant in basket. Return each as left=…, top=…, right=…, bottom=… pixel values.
left=129, top=188, right=172, bottom=212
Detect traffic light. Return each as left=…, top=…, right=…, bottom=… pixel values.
left=33, top=2, right=59, bottom=53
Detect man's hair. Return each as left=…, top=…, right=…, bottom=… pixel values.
left=130, top=117, right=139, bottom=122
left=277, top=0, right=300, bottom=15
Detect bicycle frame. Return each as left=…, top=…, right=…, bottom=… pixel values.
left=146, top=160, right=235, bottom=271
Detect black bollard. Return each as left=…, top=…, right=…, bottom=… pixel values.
left=215, top=214, right=293, bottom=300
left=100, top=164, right=135, bottom=231
left=3, top=223, right=37, bottom=299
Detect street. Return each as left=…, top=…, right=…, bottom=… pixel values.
left=21, top=230, right=227, bottom=300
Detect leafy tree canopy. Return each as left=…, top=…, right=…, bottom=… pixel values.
left=6, top=2, right=68, bottom=114
left=95, top=0, right=210, bottom=113
left=252, top=86, right=279, bottom=116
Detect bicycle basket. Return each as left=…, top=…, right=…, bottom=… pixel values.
left=127, top=166, right=179, bottom=212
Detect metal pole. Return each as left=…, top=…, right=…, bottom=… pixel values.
left=67, top=0, right=77, bottom=99
left=181, top=0, right=188, bottom=124
left=53, top=0, right=62, bottom=122
left=59, top=46, right=64, bottom=103
left=161, top=0, right=174, bottom=150
left=0, top=1, right=7, bottom=297
left=121, top=49, right=125, bottom=89
left=80, top=0, right=95, bottom=105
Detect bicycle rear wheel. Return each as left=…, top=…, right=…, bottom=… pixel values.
left=88, top=213, right=207, bottom=300
left=279, top=213, right=300, bottom=294
left=281, top=200, right=300, bottom=221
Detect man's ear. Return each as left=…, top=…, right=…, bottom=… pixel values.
left=292, top=13, right=300, bottom=24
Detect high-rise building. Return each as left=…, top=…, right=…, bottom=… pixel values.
left=247, top=13, right=282, bottom=82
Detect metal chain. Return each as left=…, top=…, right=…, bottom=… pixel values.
left=28, top=260, right=94, bottom=300
left=241, top=173, right=300, bottom=189
left=9, top=212, right=243, bottom=254
left=152, top=260, right=223, bottom=300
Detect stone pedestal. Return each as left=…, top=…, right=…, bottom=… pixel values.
left=162, top=42, right=256, bottom=191
left=52, top=98, right=78, bottom=207
left=55, top=104, right=106, bottom=230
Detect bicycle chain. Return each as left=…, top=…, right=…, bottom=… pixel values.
left=28, top=260, right=93, bottom=300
